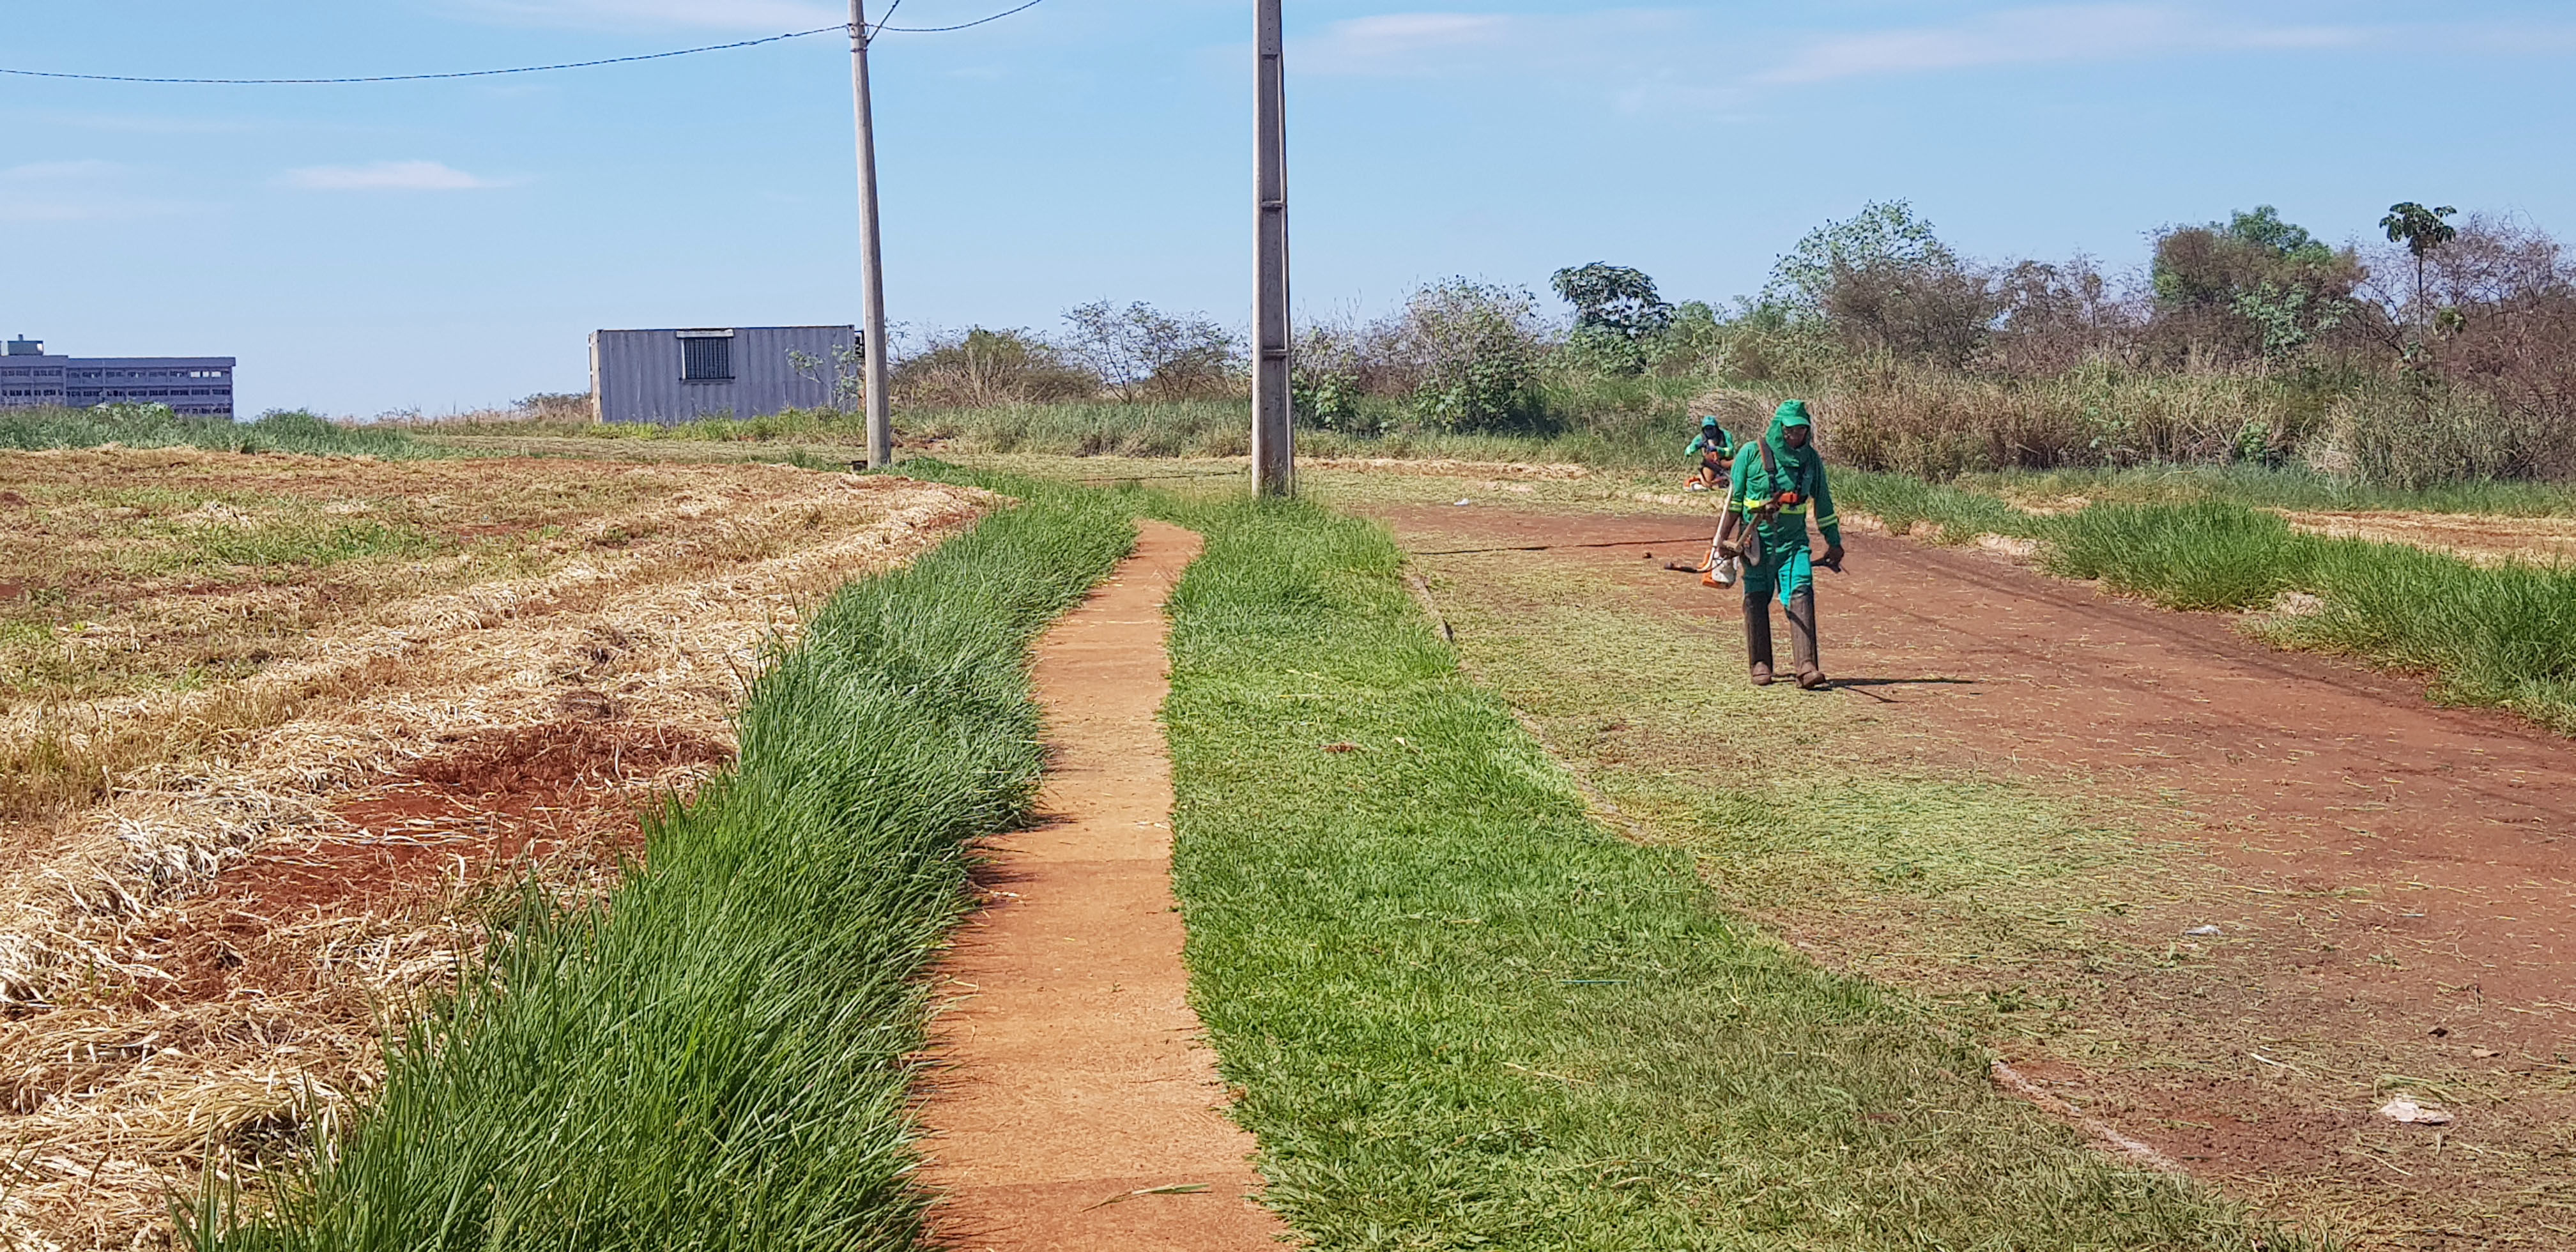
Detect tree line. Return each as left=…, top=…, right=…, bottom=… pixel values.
left=876, top=197, right=2576, bottom=485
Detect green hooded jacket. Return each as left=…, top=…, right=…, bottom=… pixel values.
left=1728, top=399, right=1841, bottom=551
left=1685, top=419, right=1733, bottom=461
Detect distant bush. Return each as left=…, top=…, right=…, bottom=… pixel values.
left=1800, top=363, right=2306, bottom=477
left=2317, top=377, right=2576, bottom=489
left=1058, top=302, right=1242, bottom=402
left=1283, top=280, right=1553, bottom=435
left=515, top=392, right=596, bottom=421
left=889, top=327, right=1100, bottom=409
left=1389, top=280, right=1552, bottom=433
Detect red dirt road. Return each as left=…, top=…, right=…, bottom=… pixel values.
left=1376, top=503, right=2576, bottom=1241
left=918, top=521, right=1287, bottom=1251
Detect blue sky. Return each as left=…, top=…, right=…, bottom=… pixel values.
left=4, top=1, right=2573, bottom=416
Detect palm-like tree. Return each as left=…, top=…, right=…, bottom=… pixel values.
left=2380, top=202, right=2458, bottom=339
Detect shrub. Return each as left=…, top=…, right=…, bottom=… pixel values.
left=1772, top=362, right=2299, bottom=478
left=1058, top=302, right=1243, bottom=402
left=2315, top=377, right=2575, bottom=487
left=1388, top=279, right=1552, bottom=433
left=891, top=327, right=1100, bottom=409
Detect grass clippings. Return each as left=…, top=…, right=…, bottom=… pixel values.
left=1154, top=496, right=2301, bottom=1250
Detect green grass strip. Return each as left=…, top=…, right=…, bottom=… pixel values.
left=2, top=406, right=431, bottom=458
left=1156, top=497, right=2297, bottom=1250
left=194, top=489, right=1136, bottom=1251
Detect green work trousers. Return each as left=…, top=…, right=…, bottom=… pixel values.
left=1740, top=538, right=1812, bottom=606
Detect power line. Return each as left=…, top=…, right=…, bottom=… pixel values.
left=878, top=0, right=1048, bottom=34
left=0, top=2, right=1052, bottom=85
left=0, top=26, right=843, bottom=84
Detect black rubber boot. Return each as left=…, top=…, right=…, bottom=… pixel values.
left=1786, top=587, right=1827, bottom=689
left=1744, top=593, right=1775, bottom=686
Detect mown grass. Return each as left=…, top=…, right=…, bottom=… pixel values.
left=1153, top=497, right=2299, bottom=1250
left=192, top=488, right=1136, bottom=1251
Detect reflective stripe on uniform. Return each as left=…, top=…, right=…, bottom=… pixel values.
left=1814, top=512, right=1837, bottom=528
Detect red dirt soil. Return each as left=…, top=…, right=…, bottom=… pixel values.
left=917, top=521, right=1289, bottom=1252
left=1373, top=503, right=2576, bottom=1242
left=134, top=721, right=729, bottom=1010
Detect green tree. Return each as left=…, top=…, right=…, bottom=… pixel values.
left=2380, top=201, right=2458, bottom=339
left=1394, top=279, right=1548, bottom=432
left=2149, top=205, right=2357, bottom=362
left=1549, top=263, right=1671, bottom=372
left=1762, top=200, right=1959, bottom=317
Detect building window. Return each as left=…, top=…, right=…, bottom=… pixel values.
left=680, top=337, right=733, bottom=382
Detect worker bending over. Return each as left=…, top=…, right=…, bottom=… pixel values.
left=1714, top=400, right=1844, bottom=689
left=1684, top=416, right=1734, bottom=492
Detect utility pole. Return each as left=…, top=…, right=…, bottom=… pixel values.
left=1252, top=0, right=1293, bottom=496
left=850, top=0, right=893, bottom=469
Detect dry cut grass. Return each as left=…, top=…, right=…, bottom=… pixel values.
left=0, top=448, right=990, bottom=1251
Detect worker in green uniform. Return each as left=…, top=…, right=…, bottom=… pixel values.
left=1684, top=415, right=1734, bottom=492
left=1714, top=400, right=1844, bottom=689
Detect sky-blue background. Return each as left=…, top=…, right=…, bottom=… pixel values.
left=4, top=1, right=2572, bottom=416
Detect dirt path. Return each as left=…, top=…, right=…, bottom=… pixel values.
left=1372, top=502, right=2576, bottom=1244
left=918, top=521, right=1287, bottom=1251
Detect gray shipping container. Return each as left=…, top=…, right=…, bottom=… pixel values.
left=590, top=325, right=857, bottom=425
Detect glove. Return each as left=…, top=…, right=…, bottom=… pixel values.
left=1820, top=544, right=1845, bottom=571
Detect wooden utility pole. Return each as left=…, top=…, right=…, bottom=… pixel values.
left=1252, top=0, right=1292, bottom=496
left=850, top=0, right=893, bottom=468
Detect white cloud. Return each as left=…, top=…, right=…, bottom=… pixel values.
left=454, top=0, right=838, bottom=31
left=1296, top=9, right=1685, bottom=77
left=1290, top=4, right=2388, bottom=108
left=281, top=160, right=504, bottom=191
left=1305, top=13, right=1513, bottom=67
left=1755, top=4, right=2362, bottom=85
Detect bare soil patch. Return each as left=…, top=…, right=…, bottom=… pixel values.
left=0, top=454, right=986, bottom=1251
left=1374, top=501, right=2576, bottom=1249
left=917, top=521, right=1287, bottom=1251
left=1303, top=455, right=1590, bottom=480
left=2281, top=508, right=2576, bottom=566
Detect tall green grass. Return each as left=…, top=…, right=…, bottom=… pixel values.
left=2044, top=503, right=2576, bottom=731
left=1826, top=477, right=2576, bottom=733
left=1, top=406, right=425, bottom=457
left=1153, top=497, right=2297, bottom=1249
left=194, top=489, right=1135, bottom=1252
left=1947, top=464, right=2576, bottom=518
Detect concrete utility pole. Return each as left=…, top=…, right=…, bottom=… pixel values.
left=850, top=0, right=893, bottom=469
left=1252, top=0, right=1293, bottom=496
